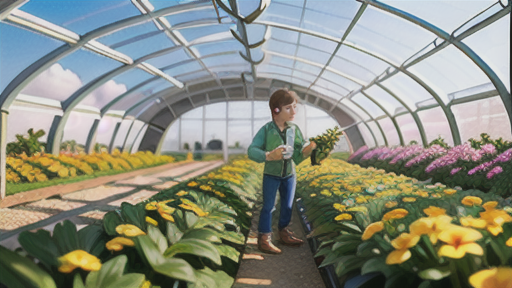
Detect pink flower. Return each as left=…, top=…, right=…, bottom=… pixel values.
left=486, top=166, right=503, bottom=179
left=481, top=143, right=496, bottom=155
left=348, top=145, right=368, bottom=161
left=451, top=167, right=462, bottom=175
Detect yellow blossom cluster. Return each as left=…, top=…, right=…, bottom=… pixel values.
left=58, top=250, right=101, bottom=273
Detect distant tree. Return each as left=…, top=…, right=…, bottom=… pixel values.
left=193, top=141, right=203, bottom=160
left=183, top=142, right=190, bottom=151
left=6, top=128, right=46, bottom=156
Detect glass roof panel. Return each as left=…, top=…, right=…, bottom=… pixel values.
left=95, top=116, right=122, bottom=146
left=346, top=5, right=436, bottom=64
left=290, top=78, right=312, bottom=89
left=310, top=85, right=344, bottom=101
left=396, top=113, right=422, bottom=145
left=144, top=48, right=191, bottom=69
left=357, top=123, right=376, bottom=148
left=211, top=64, right=251, bottom=77
left=182, top=106, right=202, bottom=119
left=365, top=86, right=405, bottom=115
left=296, top=45, right=331, bottom=66
left=293, top=61, right=323, bottom=75
left=20, top=49, right=123, bottom=102
left=380, top=0, right=496, bottom=34
left=417, top=106, right=454, bottom=146
left=328, top=56, right=376, bottom=84
left=150, top=0, right=205, bottom=10
left=259, top=1, right=303, bottom=27
left=163, top=60, right=203, bottom=76
left=7, top=107, right=57, bottom=143
left=174, top=70, right=211, bottom=82
left=341, top=99, right=371, bottom=121
left=269, top=27, right=299, bottom=43
left=202, top=53, right=246, bottom=67
left=258, top=64, right=293, bottom=77
left=96, top=21, right=158, bottom=47
left=409, top=45, right=490, bottom=103
left=380, top=72, right=435, bottom=110
left=292, top=70, right=317, bottom=83
left=302, top=0, right=361, bottom=38
left=299, top=33, right=337, bottom=54
left=177, top=24, right=231, bottom=42
left=125, top=120, right=146, bottom=151
left=228, top=120, right=252, bottom=147
left=321, top=70, right=362, bottom=91
left=463, top=14, right=510, bottom=92
left=337, top=45, right=390, bottom=75
left=109, top=78, right=171, bottom=111
left=114, top=32, right=175, bottom=59
left=165, top=7, right=217, bottom=26
left=0, top=23, right=63, bottom=94
left=367, top=120, right=385, bottom=146
left=351, top=93, right=386, bottom=118
left=378, top=117, right=400, bottom=146
left=228, top=102, right=252, bottom=119
left=191, top=40, right=245, bottom=58
left=259, top=73, right=292, bottom=84
left=205, top=102, right=227, bottom=119
left=264, top=39, right=298, bottom=55
left=19, top=0, right=140, bottom=35
left=245, top=24, right=268, bottom=45
left=313, top=79, right=350, bottom=97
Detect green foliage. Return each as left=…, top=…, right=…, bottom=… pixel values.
left=427, top=135, right=450, bottom=149
left=60, top=140, right=84, bottom=154
left=310, top=126, right=344, bottom=165
left=6, top=128, right=46, bottom=156
left=469, top=133, right=512, bottom=153
left=183, top=142, right=190, bottom=150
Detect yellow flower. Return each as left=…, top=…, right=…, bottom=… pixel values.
left=106, top=237, right=135, bottom=251
left=423, top=206, right=446, bottom=217
left=146, top=216, right=158, bottom=226
left=179, top=199, right=208, bottom=217
left=333, top=203, right=346, bottom=212
left=176, top=190, right=188, bottom=196
left=141, top=280, right=152, bottom=288
left=187, top=181, right=198, bottom=187
left=460, top=216, right=487, bottom=229
left=443, top=189, right=457, bottom=195
left=159, top=211, right=175, bottom=222
left=310, top=193, right=317, bottom=197
left=409, top=215, right=452, bottom=244
left=437, top=226, right=483, bottom=259
left=506, top=237, right=512, bottom=247
left=145, top=201, right=158, bottom=210
left=416, top=191, right=429, bottom=198
left=482, top=201, right=498, bottom=211
left=402, top=197, right=416, bottom=202
left=347, top=206, right=368, bottom=213
left=382, top=209, right=408, bottom=221
left=200, top=185, right=212, bottom=191
left=479, top=209, right=512, bottom=236
left=320, top=189, right=332, bottom=196
left=386, top=233, right=420, bottom=265
left=58, top=250, right=101, bottom=273
left=469, top=267, right=512, bottom=288
left=116, top=224, right=146, bottom=237
left=385, top=201, right=397, bottom=208
left=334, top=213, right=352, bottom=221
left=362, top=221, right=384, bottom=241
left=461, top=196, right=483, bottom=207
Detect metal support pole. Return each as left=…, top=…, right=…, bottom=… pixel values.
left=122, top=119, right=135, bottom=153
left=1, top=110, right=8, bottom=199
left=224, top=102, right=228, bottom=163
left=109, top=122, right=121, bottom=153
left=85, top=119, right=100, bottom=154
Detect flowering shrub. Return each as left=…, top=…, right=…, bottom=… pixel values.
left=296, top=158, right=512, bottom=288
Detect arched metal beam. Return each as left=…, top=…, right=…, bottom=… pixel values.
left=342, top=99, right=387, bottom=146
left=360, top=91, right=404, bottom=145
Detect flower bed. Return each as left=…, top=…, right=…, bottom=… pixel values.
left=296, top=158, right=512, bottom=288
left=0, top=157, right=263, bottom=288
left=349, top=143, right=512, bottom=198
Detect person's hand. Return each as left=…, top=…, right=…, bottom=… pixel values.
left=266, top=146, right=285, bottom=161
left=302, top=141, right=317, bottom=158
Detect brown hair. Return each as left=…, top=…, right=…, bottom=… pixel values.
left=269, top=89, right=299, bottom=116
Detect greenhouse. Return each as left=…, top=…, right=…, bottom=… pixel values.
left=0, top=0, right=511, bottom=287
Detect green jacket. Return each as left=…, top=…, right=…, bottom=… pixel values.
left=248, top=121, right=308, bottom=177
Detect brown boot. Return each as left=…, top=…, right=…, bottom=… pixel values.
left=278, top=227, right=304, bottom=246
left=257, top=233, right=282, bottom=254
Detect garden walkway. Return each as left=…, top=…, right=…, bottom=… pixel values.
left=0, top=160, right=224, bottom=249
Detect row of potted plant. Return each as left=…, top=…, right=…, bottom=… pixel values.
left=347, top=134, right=512, bottom=198
left=0, top=157, right=263, bottom=288
left=295, top=158, right=512, bottom=288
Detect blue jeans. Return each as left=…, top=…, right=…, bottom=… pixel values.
left=258, top=174, right=296, bottom=233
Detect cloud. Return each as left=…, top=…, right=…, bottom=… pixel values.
left=20, top=63, right=127, bottom=108
left=21, top=63, right=82, bottom=101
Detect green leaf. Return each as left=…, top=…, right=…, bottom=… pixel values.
left=311, top=222, right=341, bottom=237
left=184, top=211, right=199, bottom=229
left=182, top=228, right=222, bottom=243
left=334, top=255, right=366, bottom=277
left=85, top=255, right=145, bottom=288
left=332, top=240, right=361, bottom=255
left=418, top=267, right=451, bottom=281
left=361, top=257, right=393, bottom=278
left=418, top=280, right=434, bottom=288
left=166, top=222, right=184, bottom=244
left=148, top=225, right=168, bottom=254
left=314, top=247, right=331, bottom=258
left=103, top=211, right=124, bottom=236
left=0, top=245, right=57, bottom=288
left=215, top=244, right=240, bottom=263
left=73, top=273, right=85, bottom=288
left=18, top=229, right=60, bottom=270
left=103, top=274, right=145, bottom=288
left=135, top=235, right=196, bottom=283
left=219, top=230, right=245, bottom=245
left=190, top=267, right=234, bottom=288
left=356, top=241, right=379, bottom=258
left=53, top=220, right=80, bottom=255
left=164, top=239, right=222, bottom=265
left=319, top=250, right=343, bottom=268
left=77, top=225, right=105, bottom=256
left=120, top=202, right=146, bottom=230
left=384, top=272, right=415, bottom=288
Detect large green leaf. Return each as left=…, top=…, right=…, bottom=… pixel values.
left=219, top=230, right=245, bottom=245
left=148, top=225, right=168, bottom=254
left=73, top=273, right=85, bottom=288
left=18, top=229, right=60, bottom=270
left=361, top=257, right=395, bottom=278
left=103, top=211, right=124, bottom=236
left=185, top=211, right=199, bottom=229
left=164, top=239, right=222, bottom=265
left=77, top=225, right=106, bottom=256
left=334, top=255, right=366, bottom=277
left=84, top=255, right=145, bottom=288
left=182, top=228, right=222, bottom=243
left=332, top=240, right=361, bottom=255
left=311, top=222, right=342, bottom=237
left=120, top=202, right=146, bottom=231
left=318, top=250, right=343, bottom=268
left=0, top=245, right=57, bottom=288
left=166, top=222, right=184, bottom=244
left=136, top=235, right=196, bottom=282
left=215, top=244, right=240, bottom=263
left=190, top=267, right=234, bottom=288
left=52, top=220, right=80, bottom=255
